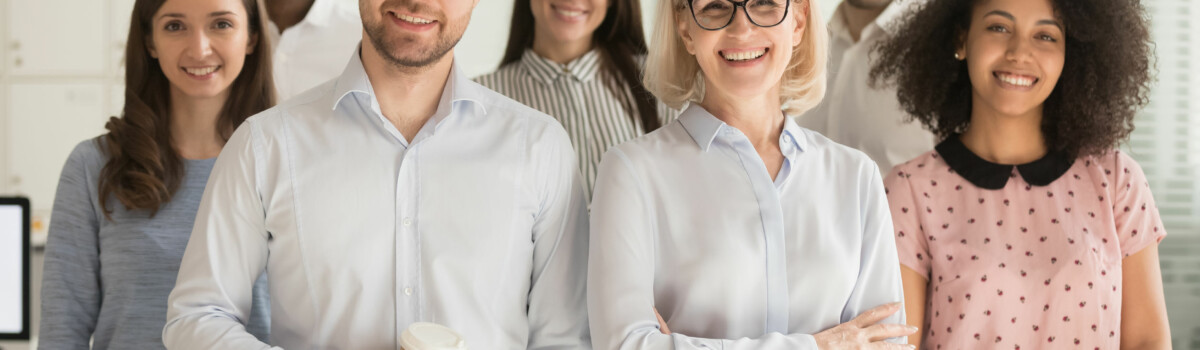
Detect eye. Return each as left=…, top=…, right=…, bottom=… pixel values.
left=164, top=21, right=183, bottom=32
left=1037, top=33, right=1058, bottom=42
left=750, top=0, right=781, bottom=8
left=214, top=20, right=234, bottom=29
left=986, top=25, right=1009, bottom=33
left=702, top=1, right=731, bottom=11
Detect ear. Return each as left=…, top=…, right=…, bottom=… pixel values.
left=146, top=35, right=158, bottom=58
left=246, top=32, right=259, bottom=55
left=792, top=0, right=807, bottom=47
left=676, top=8, right=696, bottom=55
left=955, top=31, right=967, bottom=60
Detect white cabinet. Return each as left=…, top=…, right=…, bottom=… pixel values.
left=6, top=0, right=106, bottom=76
left=110, top=0, right=136, bottom=76
left=6, top=83, right=108, bottom=210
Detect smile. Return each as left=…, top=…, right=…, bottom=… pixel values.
left=551, top=4, right=588, bottom=19
left=994, top=71, right=1039, bottom=87
left=392, top=12, right=433, bottom=25
left=182, top=66, right=220, bottom=76
left=720, top=48, right=768, bottom=62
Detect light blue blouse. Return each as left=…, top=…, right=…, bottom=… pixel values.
left=587, top=104, right=905, bottom=349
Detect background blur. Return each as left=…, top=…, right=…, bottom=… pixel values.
left=0, top=0, right=1195, bottom=348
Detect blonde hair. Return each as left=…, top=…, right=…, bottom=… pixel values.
left=644, top=0, right=827, bottom=116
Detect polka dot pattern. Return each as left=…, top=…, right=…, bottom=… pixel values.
left=884, top=150, right=1166, bottom=350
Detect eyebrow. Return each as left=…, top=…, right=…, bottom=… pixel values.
left=157, top=11, right=236, bottom=20
left=983, top=10, right=1063, bottom=30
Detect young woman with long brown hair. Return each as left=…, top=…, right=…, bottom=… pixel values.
left=475, top=0, right=678, bottom=197
left=37, top=0, right=275, bottom=347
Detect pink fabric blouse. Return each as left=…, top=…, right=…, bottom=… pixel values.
left=884, top=142, right=1166, bottom=350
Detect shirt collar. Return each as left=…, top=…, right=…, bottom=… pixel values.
left=520, top=49, right=603, bottom=85
left=297, top=0, right=337, bottom=27
left=936, top=135, right=1074, bottom=190
left=331, top=45, right=487, bottom=124
left=678, top=104, right=808, bottom=155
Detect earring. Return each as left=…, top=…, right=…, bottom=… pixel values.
left=954, top=53, right=962, bottom=60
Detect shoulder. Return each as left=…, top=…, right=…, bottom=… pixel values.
left=473, top=63, right=528, bottom=93
left=799, top=128, right=886, bottom=176
left=64, top=137, right=109, bottom=175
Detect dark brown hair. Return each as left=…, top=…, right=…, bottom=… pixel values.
left=98, top=0, right=275, bottom=219
left=869, top=0, right=1153, bottom=158
left=501, top=0, right=662, bottom=132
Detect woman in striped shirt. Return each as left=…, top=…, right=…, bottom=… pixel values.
left=474, top=0, right=677, bottom=196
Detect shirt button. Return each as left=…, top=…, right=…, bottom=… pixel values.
left=402, top=217, right=413, bottom=226
left=404, top=287, right=414, bottom=296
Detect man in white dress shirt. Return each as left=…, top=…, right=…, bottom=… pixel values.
left=263, top=0, right=362, bottom=100
left=797, top=0, right=934, bottom=173
left=162, top=0, right=591, bottom=348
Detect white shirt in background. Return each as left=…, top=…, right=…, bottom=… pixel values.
left=267, top=0, right=362, bottom=101
left=797, top=0, right=935, bottom=174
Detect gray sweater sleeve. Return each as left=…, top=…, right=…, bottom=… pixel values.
left=38, top=141, right=105, bottom=349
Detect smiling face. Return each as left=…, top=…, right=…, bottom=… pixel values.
left=958, top=0, right=1065, bottom=118
left=148, top=0, right=257, bottom=99
left=531, top=0, right=609, bottom=46
left=677, top=0, right=806, bottom=102
left=360, top=0, right=478, bottom=68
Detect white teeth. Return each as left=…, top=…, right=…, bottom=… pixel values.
left=997, top=73, right=1035, bottom=87
left=393, top=13, right=433, bottom=24
left=555, top=8, right=584, bottom=17
left=721, top=49, right=766, bottom=61
left=185, top=66, right=218, bottom=75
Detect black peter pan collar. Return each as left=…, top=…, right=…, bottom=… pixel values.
left=936, top=135, right=1074, bottom=190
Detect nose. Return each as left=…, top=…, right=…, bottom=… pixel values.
left=723, top=5, right=754, bottom=37
left=184, top=29, right=213, bottom=61
left=1004, top=35, right=1033, bottom=63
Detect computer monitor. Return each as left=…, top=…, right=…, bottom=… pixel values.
left=0, top=197, right=30, bottom=340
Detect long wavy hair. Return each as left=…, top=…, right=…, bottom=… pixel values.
left=501, top=0, right=662, bottom=132
left=98, top=0, right=275, bottom=219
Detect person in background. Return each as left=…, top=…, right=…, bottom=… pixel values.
left=586, top=0, right=914, bottom=348
left=796, top=0, right=933, bottom=174
left=161, top=0, right=590, bottom=347
left=475, top=0, right=677, bottom=196
left=871, top=0, right=1171, bottom=348
left=38, top=0, right=274, bottom=348
left=262, top=0, right=361, bottom=100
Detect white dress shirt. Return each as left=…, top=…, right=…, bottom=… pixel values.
left=797, top=0, right=934, bottom=174
left=587, top=104, right=905, bottom=349
left=267, top=0, right=362, bottom=101
left=163, top=49, right=591, bottom=350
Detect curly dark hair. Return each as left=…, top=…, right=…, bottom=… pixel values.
left=869, top=0, right=1153, bottom=158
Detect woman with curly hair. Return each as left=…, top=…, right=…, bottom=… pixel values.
left=871, top=0, right=1170, bottom=348
left=37, top=0, right=274, bottom=347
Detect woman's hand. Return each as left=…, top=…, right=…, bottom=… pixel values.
left=814, top=302, right=917, bottom=349
left=653, top=307, right=671, bottom=334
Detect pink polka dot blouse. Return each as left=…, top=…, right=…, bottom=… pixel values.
left=884, top=137, right=1166, bottom=350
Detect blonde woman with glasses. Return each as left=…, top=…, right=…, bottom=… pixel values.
left=587, top=0, right=916, bottom=349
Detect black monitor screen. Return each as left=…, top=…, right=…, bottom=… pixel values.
left=0, top=197, right=30, bottom=339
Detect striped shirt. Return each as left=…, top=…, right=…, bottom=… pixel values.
left=475, top=49, right=678, bottom=196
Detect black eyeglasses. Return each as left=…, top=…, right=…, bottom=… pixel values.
left=687, top=0, right=792, bottom=31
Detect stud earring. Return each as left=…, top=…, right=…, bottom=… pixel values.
left=954, top=52, right=962, bottom=60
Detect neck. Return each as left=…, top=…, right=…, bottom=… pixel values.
left=700, top=85, right=786, bottom=148
left=360, top=40, right=454, bottom=142
left=532, top=30, right=594, bottom=64
left=266, top=0, right=316, bottom=32
left=168, top=88, right=227, bottom=160
left=840, top=1, right=890, bottom=42
left=960, top=103, right=1047, bottom=165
